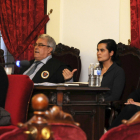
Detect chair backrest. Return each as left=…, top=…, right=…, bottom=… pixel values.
left=117, top=43, right=140, bottom=101
left=52, top=43, right=81, bottom=82
left=5, top=75, right=34, bottom=125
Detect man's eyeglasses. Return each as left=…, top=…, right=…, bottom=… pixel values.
left=33, top=43, right=50, bottom=48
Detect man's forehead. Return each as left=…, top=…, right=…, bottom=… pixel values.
left=36, top=38, right=48, bottom=43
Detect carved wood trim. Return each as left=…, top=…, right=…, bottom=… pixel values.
left=117, top=42, right=140, bottom=59
left=122, top=111, right=140, bottom=125
left=53, top=43, right=80, bottom=56
left=52, top=43, right=81, bottom=82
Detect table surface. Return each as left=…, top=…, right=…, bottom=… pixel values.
left=34, top=85, right=110, bottom=91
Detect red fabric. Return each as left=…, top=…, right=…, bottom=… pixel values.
left=0, top=75, right=34, bottom=135
left=5, top=75, right=34, bottom=125
left=51, top=123, right=87, bottom=140
left=0, top=123, right=87, bottom=140
left=100, top=122, right=140, bottom=140
left=0, top=125, right=18, bottom=135
left=0, top=0, right=49, bottom=60
left=0, top=127, right=27, bottom=139
left=130, top=0, right=140, bottom=49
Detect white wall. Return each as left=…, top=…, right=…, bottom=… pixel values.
left=119, top=0, right=130, bottom=44
left=47, top=0, right=130, bottom=82
left=47, top=0, right=61, bottom=43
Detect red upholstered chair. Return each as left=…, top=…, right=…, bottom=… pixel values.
left=0, top=94, right=87, bottom=140
left=51, top=123, right=87, bottom=140
left=100, top=111, right=140, bottom=140
left=100, top=122, right=140, bottom=140
left=0, top=75, right=34, bottom=135
left=0, top=123, right=86, bottom=140
left=0, top=127, right=28, bottom=140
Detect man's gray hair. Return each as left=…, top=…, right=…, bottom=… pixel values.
left=38, top=34, right=56, bottom=53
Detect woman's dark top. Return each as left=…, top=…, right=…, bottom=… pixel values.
left=101, top=62, right=125, bottom=101
left=0, top=66, right=8, bottom=108
left=127, top=88, right=140, bottom=102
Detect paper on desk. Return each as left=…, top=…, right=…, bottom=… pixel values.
left=34, top=82, right=58, bottom=86
left=68, top=82, right=88, bottom=84
left=34, top=82, right=81, bottom=86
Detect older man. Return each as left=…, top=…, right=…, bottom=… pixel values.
left=20, top=34, right=77, bottom=83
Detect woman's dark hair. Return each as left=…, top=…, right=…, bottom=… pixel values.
left=97, top=39, right=117, bottom=62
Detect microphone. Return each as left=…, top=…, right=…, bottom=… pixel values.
left=16, top=60, right=30, bottom=67
left=1, top=60, right=30, bottom=68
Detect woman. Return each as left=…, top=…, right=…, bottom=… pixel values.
left=109, top=88, right=140, bottom=129
left=97, top=39, right=125, bottom=101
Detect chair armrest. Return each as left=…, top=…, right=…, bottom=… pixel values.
left=110, top=100, right=125, bottom=110
left=122, top=111, right=140, bottom=125
left=105, top=100, right=125, bottom=110
left=105, top=100, right=126, bottom=127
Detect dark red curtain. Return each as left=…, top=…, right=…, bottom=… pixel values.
left=0, top=0, right=49, bottom=61
left=130, top=0, right=140, bottom=49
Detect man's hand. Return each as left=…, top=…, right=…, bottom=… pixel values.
left=62, top=69, right=77, bottom=81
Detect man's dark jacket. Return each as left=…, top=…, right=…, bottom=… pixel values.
left=19, top=58, right=72, bottom=83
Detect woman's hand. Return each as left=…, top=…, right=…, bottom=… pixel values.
left=62, top=69, right=77, bottom=81
left=130, top=101, right=140, bottom=107
left=125, top=98, right=140, bottom=107
left=125, top=98, right=134, bottom=104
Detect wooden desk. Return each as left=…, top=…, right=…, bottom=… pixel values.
left=32, top=86, right=110, bottom=140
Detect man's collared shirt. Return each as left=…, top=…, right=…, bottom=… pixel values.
left=23, top=55, right=52, bottom=80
